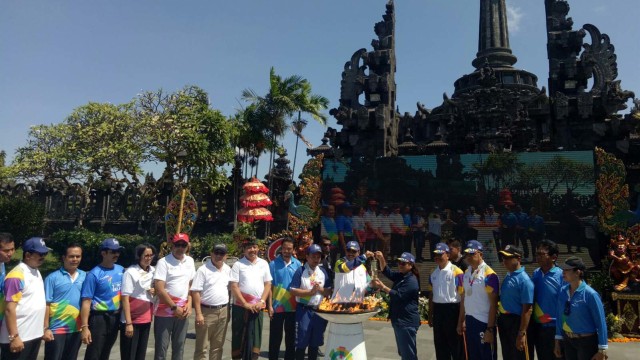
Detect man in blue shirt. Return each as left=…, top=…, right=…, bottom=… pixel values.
left=530, top=239, right=563, bottom=360
left=43, top=243, right=87, bottom=360
left=80, top=238, right=125, bottom=360
left=497, top=245, right=534, bottom=360
left=268, top=237, right=302, bottom=360
left=554, top=257, right=607, bottom=360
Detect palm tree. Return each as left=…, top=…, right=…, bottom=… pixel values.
left=241, top=67, right=329, bottom=234
left=241, top=67, right=329, bottom=180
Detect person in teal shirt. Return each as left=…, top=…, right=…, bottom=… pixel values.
left=268, top=237, right=302, bottom=360
left=43, top=243, right=87, bottom=360
left=0, top=233, right=16, bottom=329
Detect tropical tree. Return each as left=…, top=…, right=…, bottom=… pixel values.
left=470, top=152, right=523, bottom=190
left=241, top=67, right=329, bottom=182
left=135, top=85, right=235, bottom=192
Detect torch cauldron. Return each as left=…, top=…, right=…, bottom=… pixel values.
left=314, top=306, right=380, bottom=360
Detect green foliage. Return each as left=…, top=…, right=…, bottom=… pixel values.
left=188, top=232, right=239, bottom=261
left=0, top=196, right=45, bottom=245
left=470, top=152, right=523, bottom=190
left=48, top=229, right=163, bottom=270
left=606, top=313, right=623, bottom=338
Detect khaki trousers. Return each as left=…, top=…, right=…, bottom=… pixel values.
left=194, top=306, right=229, bottom=360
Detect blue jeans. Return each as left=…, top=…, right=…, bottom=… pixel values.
left=392, top=324, right=418, bottom=360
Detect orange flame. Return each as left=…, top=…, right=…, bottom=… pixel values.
left=318, top=295, right=381, bottom=313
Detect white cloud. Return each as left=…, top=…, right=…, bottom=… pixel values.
left=507, top=6, right=524, bottom=34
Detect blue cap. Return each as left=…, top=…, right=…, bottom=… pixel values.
left=101, top=238, right=124, bottom=251
left=433, top=242, right=450, bottom=254
left=464, top=240, right=484, bottom=254
left=345, top=241, right=360, bottom=251
left=397, top=252, right=416, bottom=264
left=23, top=237, right=51, bottom=254
left=307, top=244, right=322, bottom=254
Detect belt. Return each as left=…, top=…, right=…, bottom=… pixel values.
left=564, top=332, right=595, bottom=339
left=299, top=304, right=318, bottom=310
left=201, top=303, right=228, bottom=310
left=90, top=310, right=120, bottom=315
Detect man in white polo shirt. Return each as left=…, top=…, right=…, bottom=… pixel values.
left=154, top=233, right=196, bottom=360
left=191, top=243, right=231, bottom=360
left=229, top=238, right=272, bottom=360
left=0, top=237, right=50, bottom=359
left=428, top=242, right=465, bottom=360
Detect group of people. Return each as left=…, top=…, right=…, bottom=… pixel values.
left=320, top=200, right=551, bottom=268
left=0, top=228, right=610, bottom=360
left=427, top=238, right=608, bottom=360
left=0, top=231, right=223, bottom=360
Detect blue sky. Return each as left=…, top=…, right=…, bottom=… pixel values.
left=1, top=0, right=638, bottom=181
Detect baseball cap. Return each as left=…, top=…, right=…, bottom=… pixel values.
left=345, top=241, right=360, bottom=251
left=464, top=240, right=484, bottom=254
left=559, top=256, right=586, bottom=271
left=499, top=245, right=524, bottom=258
left=397, top=252, right=416, bottom=264
left=100, top=238, right=125, bottom=251
left=23, top=237, right=51, bottom=254
left=213, top=243, right=228, bottom=254
left=433, top=242, right=450, bottom=254
left=307, top=244, right=322, bottom=254
left=172, top=233, right=190, bottom=244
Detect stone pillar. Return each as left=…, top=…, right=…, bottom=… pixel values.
left=473, top=0, right=517, bottom=68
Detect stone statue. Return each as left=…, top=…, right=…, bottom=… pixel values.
left=608, top=234, right=640, bottom=292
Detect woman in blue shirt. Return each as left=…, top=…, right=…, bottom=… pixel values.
left=554, top=257, right=607, bottom=360
left=371, top=251, right=420, bottom=360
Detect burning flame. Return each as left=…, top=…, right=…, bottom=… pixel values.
left=318, top=295, right=381, bottom=313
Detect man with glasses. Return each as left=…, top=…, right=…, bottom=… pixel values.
left=497, top=245, right=534, bottom=360
left=80, top=238, right=125, bottom=360
left=554, top=257, right=607, bottom=360
left=191, top=243, right=231, bottom=360
left=268, top=237, right=301, bottom=360
left=428, top=242, right=465, bottom=360
left=530, top=240, right=564, bottom=360
left=153, top=233, right=195, bottom=360
left=43, top=243, right=86, bottom=360
left=456, top=240, right=499, bottom=360
left=0, top=237, right=50, bottom=359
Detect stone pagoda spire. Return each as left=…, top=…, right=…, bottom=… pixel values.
left=472, top=0, right=517, bottom=69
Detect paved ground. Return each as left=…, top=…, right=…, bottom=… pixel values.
left=32, top=313, right=636, bottom=359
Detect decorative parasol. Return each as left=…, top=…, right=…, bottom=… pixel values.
left=238, top=177, right=274, bottom=223
left=237, top=207, right=274, bottom=222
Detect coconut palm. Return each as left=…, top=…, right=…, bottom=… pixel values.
left=241, top=67, right=329, bottom=235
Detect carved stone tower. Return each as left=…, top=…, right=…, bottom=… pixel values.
left=328, top=0, right=398, bottom=159
left=473, top=0, right=517, bottom=69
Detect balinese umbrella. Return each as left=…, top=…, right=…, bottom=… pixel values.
left=237, top=207, right=274, bottom=223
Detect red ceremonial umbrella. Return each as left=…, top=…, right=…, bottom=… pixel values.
left=238, top=177, right=274, bottom=223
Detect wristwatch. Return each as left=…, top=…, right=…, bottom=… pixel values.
left=598, top=349, right=607, bottom=355
left=170, top=305, right=178, bottom=311
left=8, top=334, right=19, bottom=342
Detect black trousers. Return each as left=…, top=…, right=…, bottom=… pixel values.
left=268, top=312, right=296, bottom=360
left=84, top=312, right=120, bottom=360
left=531, top=323, right=562, bottom=360
left=1, top=338, right=41, bottom=360
left=120, top=322, right=151, bottom=360
left=432, top=303, right=464, bottom=360
left=390, top=233, right=404, bottom=258
left=561, top=334, right=598, bottom=360
left=497, top=313, right=532, bottom=360
left=44, top=332, right=82, bottom=360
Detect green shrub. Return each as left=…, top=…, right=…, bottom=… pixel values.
left=188, top=232, right=238, bottom=262
left=48, top=229, right=163, bottom=270
left=0, top=195, right=45, bottom=245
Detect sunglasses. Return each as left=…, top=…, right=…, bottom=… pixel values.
left=143, top=254, right=155, bottom=258
left=213, top=250, right=227, bottom=256
left=174, top=242, right=188, bottom=248
left=397, top=261, right=411, bottom=266
left=346, top=249, right=358, bottom=253
left=564, top=300, right=571, bottom=316
left=108, top=250, right=121, bottom=255
left=322, top=243, right=332, bottom=247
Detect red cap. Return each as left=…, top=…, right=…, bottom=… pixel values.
left=172, top=233, right=190, bottom=243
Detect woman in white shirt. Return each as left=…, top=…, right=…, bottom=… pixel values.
left=120, top=243, right=157, bottom=360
